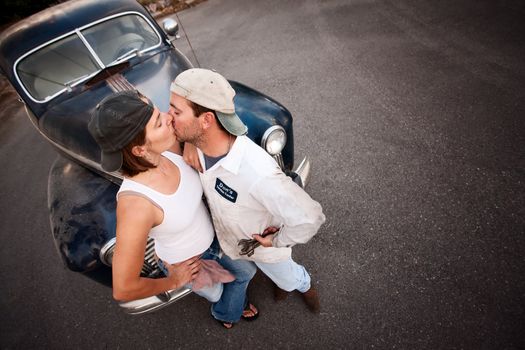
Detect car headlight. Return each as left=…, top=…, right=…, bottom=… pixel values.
left=99, top=237, right=116, bottom=266
left=261, top=125, right=287, bottom=156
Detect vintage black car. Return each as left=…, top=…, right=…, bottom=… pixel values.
left=0, top=0, right=311, bottom=314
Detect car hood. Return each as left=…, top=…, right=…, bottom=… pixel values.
left=38, top=49, right=191, bottom=167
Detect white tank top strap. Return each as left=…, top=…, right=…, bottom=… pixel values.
left=117, top=190, right=163, bottom=212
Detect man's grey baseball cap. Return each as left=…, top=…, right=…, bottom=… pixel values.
left=170, top=68, right=248, bottom=136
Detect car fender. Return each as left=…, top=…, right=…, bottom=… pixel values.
left=48, top=155, right=117, bottom=285
left=231, top=81, right=295, bottom=171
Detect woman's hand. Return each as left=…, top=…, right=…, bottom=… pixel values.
left=165, top=255, right=202, bottom=289
left=182, top=142, right=203, bottom=172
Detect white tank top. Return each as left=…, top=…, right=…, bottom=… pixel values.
left=117, top=152, right=214, bottom=263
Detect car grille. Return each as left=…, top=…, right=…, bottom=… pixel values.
left=107, top=73, right=136, bottom=93
left=100, top=235, right=163, bottom=277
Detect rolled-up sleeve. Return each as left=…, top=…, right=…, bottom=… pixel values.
left=250, top=172, right=326, bottom=248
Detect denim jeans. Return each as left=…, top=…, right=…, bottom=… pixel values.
left=157, top=238, right=224, bottom=302
left=210, top=256, right=311, bottom=322
left=255, top=258, right=311, bottom=293
left=158, top=238, right=256, bottom=323
left=211, top=254, right=257, bottom=323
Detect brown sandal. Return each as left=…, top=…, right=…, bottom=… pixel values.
left=217, top=320, right=234, bottom=329
left=241, top=302, right=259, bottom=321
left=215, top=302, right=259, bottom=329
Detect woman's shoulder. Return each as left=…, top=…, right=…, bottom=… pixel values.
left=162, top=150, right=184, bottom=163
left=163, top=151, right=197, bottom=175
left=117, top=181, right=163, bottom=220
left=118, top=177, right=139, bottom=193
left=116, top=192, right=161, bottom=232
left=118, top=178, right=160, bottom=203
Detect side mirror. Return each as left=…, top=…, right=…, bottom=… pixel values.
left=162, top=18, right=180, bottom=39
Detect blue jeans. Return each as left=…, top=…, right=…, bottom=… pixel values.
left=211, top=256, right=311, bottom=321
left=158, top=238, right=223, bottom=302
left=211, top=254, right=257, bottom=323
left=219, top=257, right=311, bottom=293
left=255, top=258, right=311, bottom=293
left=158, top=238, right=256, bottom=323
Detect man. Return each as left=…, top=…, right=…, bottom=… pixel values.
left=169, top=68, right=326, bottom=314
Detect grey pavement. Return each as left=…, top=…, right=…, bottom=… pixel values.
left=1, top=0, right=524, bottom=348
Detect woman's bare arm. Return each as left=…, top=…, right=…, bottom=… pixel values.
left=112, top=195, right=200, bottom=301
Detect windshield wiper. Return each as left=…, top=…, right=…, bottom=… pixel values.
left=109, top=48, right=139, bottom=66
left=64, top=73, right=92, bottom=91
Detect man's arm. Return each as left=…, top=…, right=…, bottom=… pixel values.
left=168, top=141, right=183, bottom=155
left=169, top=142, right=204, bottom=172
left=182, top=142, right=203, bottom=172
left=251, top=172, right=325, bottom=248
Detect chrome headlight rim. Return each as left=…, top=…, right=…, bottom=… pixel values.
left=261, top=125, right=287, bottom=156
left=99, top=237, right=117, bottom=266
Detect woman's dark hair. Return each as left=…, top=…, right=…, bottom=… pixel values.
left=120, top=128, right=156, bottom=177
left=188, top=100, right=228, bottom=133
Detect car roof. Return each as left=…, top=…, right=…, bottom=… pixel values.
left=0, top=0, right=149, bottom=74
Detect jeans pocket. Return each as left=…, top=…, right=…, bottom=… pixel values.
left=201, top=237, right=221, bottom=261
left=157, top=259, right=169, bottom=276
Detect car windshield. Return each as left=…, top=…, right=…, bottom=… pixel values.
left=16, top=14, right=161, bottom=102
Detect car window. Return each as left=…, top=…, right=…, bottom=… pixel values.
left=82, top=14, right=160, bottom=66
left=15, top=13, right=161, bottom=102
left=17, top=33, right=100, bottom=101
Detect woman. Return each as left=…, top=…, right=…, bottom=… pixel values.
left=88, top=90, right=258, bottom=327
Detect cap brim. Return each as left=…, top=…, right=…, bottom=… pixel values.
left=216, top=111, right=248, bottom=136
left=101, top=150, right=123, bottom=172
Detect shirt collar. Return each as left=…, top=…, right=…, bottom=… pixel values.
left=198, top=135, right=247, bottom=175
left=219, top=135, right=246, bottom=175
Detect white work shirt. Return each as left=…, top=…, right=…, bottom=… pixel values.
left=197, top=135, right=325, bottom=263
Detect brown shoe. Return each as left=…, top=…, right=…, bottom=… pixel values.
left=302, top=287, right=320, bottom=313
left=273, top=283, right=289, bottom=301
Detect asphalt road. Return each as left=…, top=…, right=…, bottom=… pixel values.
left=1, top=0, right=524, bottom=348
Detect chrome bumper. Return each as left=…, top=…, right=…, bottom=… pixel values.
left=293, top=156, right=311, bottom=188
left=119, top=287, right=192, bottom=315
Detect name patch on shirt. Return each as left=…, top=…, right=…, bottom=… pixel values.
left=215, top=178, right=238, bottom=203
